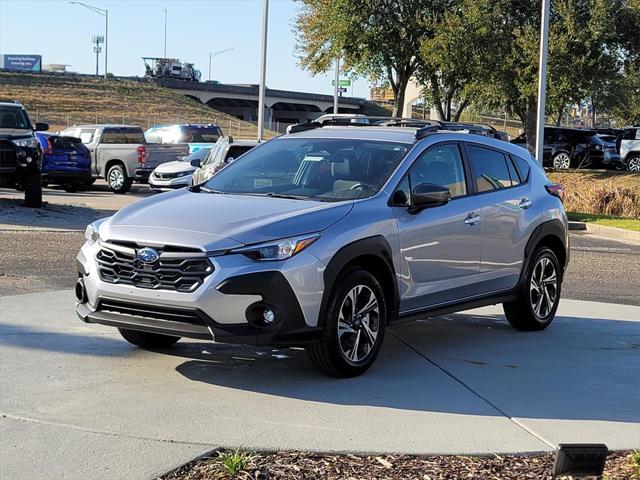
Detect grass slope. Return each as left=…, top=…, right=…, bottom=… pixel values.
left=0, top=72, right=273, bottom=138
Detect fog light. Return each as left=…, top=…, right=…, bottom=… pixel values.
left=75, top=279, right=87, bottom=303
left=262, top=309, right=275, bottom=324
left=26, top=156, right=32, bottom=163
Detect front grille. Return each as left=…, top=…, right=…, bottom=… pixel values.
left=98, top=299, right=208, bottom=326
left=96, top=244, right=213, bottom=292
left=154, top=171, right=182, bottom=180
left=0, top=141, right=17, bottom=169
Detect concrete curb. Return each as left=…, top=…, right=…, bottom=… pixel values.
left=569, top=221, right=640, bottom=245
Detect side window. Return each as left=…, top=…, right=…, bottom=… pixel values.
left=506, top=157, right=521, bottom=186
left=78, top=129, right=95, bottom=144
left=120, top=128, right=145, bottom=144
left=101, top=129, right=124, bottom=144
left=511, top=154, right=531, bottom=182
left=408, top=144, right=467, bottom=198
left=391, top=176, right=411, bottom=206
left=467, top=145, right=512, bottom=192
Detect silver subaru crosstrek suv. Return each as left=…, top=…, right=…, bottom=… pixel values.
left=76, top=123, right=569, bottom=377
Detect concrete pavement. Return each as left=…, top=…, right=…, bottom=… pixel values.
left=1, top=290, right=638, bottom=479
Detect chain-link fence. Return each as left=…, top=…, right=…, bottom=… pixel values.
left=29, top=109, right=281, bottom=139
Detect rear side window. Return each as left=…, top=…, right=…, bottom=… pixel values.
left=511, top=155, right=531, bottom=182
left=227, top=145, right=253, bottom=161
left=120, top=128, right=145, bottom=143
left=467, top=145, right=512, bottom=192
left=101, top=128, right=144, bottom=144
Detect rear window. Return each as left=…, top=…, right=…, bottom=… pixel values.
left=101, top=127, right=145, bottom=144
left=226, top=145, right=254, bottom=161
left=181, top=126, right=221, bottom=143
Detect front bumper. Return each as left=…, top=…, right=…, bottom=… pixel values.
left=133, top=168, right=154, bottom=182
left=148, top=174, right=192, bottom=191
left=75, top=240, right=325, bottom=346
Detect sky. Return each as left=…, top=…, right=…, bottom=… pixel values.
left=0, top=0, right=369, bottom=98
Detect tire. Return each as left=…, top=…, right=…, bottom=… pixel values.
left=24, top=171, right=43, bottom=208
left=106, top=164, right=132, bottom=194
left=503, top=247, right=562, bottom=331
left=552, top=152, right=571, bottom=170
left=64, top=184, right=78, bottom=193
left=308, top=269, right=387, bottom=377
left=627, top=155, right=640, bottom=173
left=118, top=328, right=180, bottom=348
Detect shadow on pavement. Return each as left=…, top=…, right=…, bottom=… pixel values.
left=0, top=197, right=112, bottom=230
left=172, top=313, right=640, bottom=423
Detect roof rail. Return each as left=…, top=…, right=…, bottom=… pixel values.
left=286, top=121, right=321, bottom=134
left=414, top=125, right=441, bottom=139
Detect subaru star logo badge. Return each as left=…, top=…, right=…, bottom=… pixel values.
left=136, top=247, right=160, bottom=264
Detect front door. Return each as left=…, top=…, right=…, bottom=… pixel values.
left=392, top=142, right=482, bottom=313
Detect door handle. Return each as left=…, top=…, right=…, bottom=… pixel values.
left=519, top=197, right=533, bottom=209
left=464, top=213, right=481, bottom=226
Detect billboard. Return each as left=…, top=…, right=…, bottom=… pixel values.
left=0, top=54, right=42, bottom=72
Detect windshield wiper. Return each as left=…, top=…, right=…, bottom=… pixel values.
left=264, top=192, right=312, bottom=200
left=188, top=184, right=222, bottom=194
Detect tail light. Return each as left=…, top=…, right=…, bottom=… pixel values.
left=137, top=145, right=146, bottom=164
left=43, top=138, right=54, bottom=155
left=545, top=183, right=564, bottom=202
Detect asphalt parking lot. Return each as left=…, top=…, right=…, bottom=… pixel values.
left=1, top=183, right=639, bottom=479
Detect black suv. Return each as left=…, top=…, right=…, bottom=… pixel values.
left=0, top=101, right=48, bottom=207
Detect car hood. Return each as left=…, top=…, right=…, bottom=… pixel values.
left=101, top=188, right=353, bottom=251
left=153, top=160, right=196, bottom=174
left=0, top=129, right=34, bottom=139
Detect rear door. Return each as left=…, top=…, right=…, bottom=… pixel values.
left=392, top=142, right=482, bottom=311
left=464, top=143, right=538, bottom=294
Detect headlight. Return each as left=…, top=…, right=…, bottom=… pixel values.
left=84, top=220, right=105, bottom=244
left=11, top=137, right=39, bottom=148
left=231, top=233, right=320, bottom=261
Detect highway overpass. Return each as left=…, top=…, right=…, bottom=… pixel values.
left=156, top=79, right=367, bottom=127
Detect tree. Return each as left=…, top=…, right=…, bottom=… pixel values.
left=295, top=0, right=447, bottom=116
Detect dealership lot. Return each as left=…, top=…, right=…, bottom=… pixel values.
left=1, top=291, right=638, bottom=479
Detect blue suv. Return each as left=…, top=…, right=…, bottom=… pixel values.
left=36, top=132, right=92, bottom=191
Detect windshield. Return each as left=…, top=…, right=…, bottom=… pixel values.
left=203, top=137, right=410, bottom=202
left=182, top=126, right=221, bottom=143
left=0, top=106, right=31, bottom=129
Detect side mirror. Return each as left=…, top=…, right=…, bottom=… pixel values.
left=190, top=158, right=202, bottom=168
left=35, top=122, right=49, bottom=132
left=411, top=183, right=451, bottom=211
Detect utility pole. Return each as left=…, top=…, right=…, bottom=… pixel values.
left=333, top=57, right=340, bottom=114
left=91, top=35, right=104, bottom=77
left=257, top=0, right=269, bottom=141
left=535, top=0, right=551, bottom=165
left=163, top=8, right=167, bottom=58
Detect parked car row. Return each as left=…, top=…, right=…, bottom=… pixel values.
left=511, top=126, right=639, bottom=172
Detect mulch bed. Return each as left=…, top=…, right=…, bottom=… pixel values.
left=161, top=450, right=638, bottom=480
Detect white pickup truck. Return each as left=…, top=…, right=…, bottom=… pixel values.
left=59, top=124, right=188, bottom=193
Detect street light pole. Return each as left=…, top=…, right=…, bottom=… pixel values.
left=333, top=57, right=339, bottom=114
left=208, top=48, right=234, bottom=82
left=257, top=0, right=269, bottom=141
left=535, top=0, right=551, bottom=165
left=70, top=2, right=108, bottom=79
left=163, top=8, right=167, bottom=58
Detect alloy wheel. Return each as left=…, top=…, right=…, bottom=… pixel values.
left=553, top=153, right=571, bottom=170
left=529, top=257, right=558, bottom=319
left=628, top=157, right=640, bottom=173
left=109, top=169, right=124, bottom=189
left=337, top=285, right=380, bottom=363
